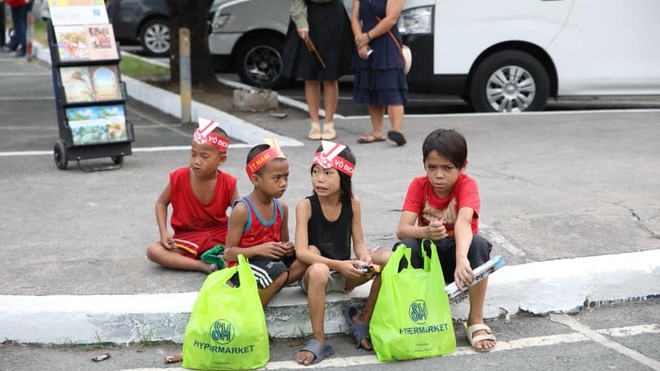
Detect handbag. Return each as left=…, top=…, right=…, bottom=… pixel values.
left=182, top=254, right=269, bottom=370
left=370, top=241, right=456, bottom=362
left=375, top=15, right=412, bottom=74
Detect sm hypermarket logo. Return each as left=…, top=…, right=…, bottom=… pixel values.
left=211, top=319, right=235, bottom=345
left=409, top=300, right=428, bottom=324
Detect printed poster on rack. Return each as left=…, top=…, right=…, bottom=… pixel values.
left=54, top=24, right=118, bottom=62
left=47, top=0, right=109, bottom=26
left=66, top=104, right=128, bottom=145
left=60, top=65, right=121, bottom=103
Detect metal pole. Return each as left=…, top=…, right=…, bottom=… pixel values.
left=179, top=28, right=192, bottom=125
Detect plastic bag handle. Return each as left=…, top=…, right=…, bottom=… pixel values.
left=236, top=254, right=258, bottom=291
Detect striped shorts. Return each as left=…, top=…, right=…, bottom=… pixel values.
left=231, top=257, right=288, bottom=289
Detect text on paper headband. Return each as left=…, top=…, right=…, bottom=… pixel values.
left=193, top=118, right=231, bottom=152
left=246, top=139, right=286, bottom=177
left=312, top=140, right=354, bottom=177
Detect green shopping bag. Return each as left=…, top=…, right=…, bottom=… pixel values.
left=182, top=254, right=269, bottom=370
left=370, top=241, right=456, bottom=362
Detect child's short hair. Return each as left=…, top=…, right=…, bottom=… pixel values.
left=311, top=144, right=355, bottom=203
left=213, top=127, right=228, bottom=137
left=422, top=129, right=468, bottom=168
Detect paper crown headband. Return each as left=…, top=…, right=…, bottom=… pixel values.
left=193, top=118, right=231, bottom=152
left=246, top=138, right=286, bottom=178
left=312, top=140, right=354, bottom=177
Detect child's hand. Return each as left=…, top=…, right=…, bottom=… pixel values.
left=282, top=241, right=295, bottom=257
left=359, top=253, right=373, bottom=266
left=160, top=234, right=175, bottom=250
left=260, top=242, right=288, bottom=259
left=338, top=260, right=364, bottom=278
left=453, top=257, right=473, bottom=291
left=427, top=220, right=448, bottom=240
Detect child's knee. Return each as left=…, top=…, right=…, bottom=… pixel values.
left=306, top=263, right=330, bottom=284
left=145, top=243, right=160, bottom=261
left=373, top=249, right=393, bottom=266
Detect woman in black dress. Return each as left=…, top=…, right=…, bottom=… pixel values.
left=283, top=0, right=355, bottom=141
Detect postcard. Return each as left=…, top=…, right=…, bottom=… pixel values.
left=66, top=104, right=128, bottom=145
left=48, top=0, right=108, bottom=26
left=55, top=24, right=119, bottom=62
left=60, top=65, right=120, bottom=103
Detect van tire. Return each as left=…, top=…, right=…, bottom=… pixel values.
left=235, top=35, right=289, bottom=89
left=469, top=51, right=549, bottom=113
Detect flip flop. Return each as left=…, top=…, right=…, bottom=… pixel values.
left=387, top=131, right=407, bottom=146
left=296, top=339, right=335, bottom=365
left=463, top=322, right=497, bottom=352
left=344, top=306, right=372, bottom=350
left=357, top=133, right=386, bottom=144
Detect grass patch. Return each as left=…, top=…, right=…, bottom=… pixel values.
left=119, top=54, right=170, bottom=80
left=33, top=19, right=48, bottom=45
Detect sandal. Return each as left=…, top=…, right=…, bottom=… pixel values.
left=357, top=133, right=386, bottom=144
left=295, top=339, right=335, bottom=365
left=387, top=130, right=407, bottom=146
left=344, top=306, right=372, bottom=350
left=463, top=322, right=497, bottom=352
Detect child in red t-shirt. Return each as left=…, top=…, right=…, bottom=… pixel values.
left=349, top=128, right=496, bottom=352
left=146, top=119, right=239, bottom=273
left=224, top=141, right=307, bottom=307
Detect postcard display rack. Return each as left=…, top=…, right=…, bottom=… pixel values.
left=47, top=0, right=133, bottom=171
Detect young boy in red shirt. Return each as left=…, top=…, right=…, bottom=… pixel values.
left=349, top=128, right=496, bottom=352
left=146, top=119, right=239, bottom=273
left=224, top=141, right=307, bottom=307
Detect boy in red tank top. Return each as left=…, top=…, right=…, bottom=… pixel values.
left=146, top=119, right=239, bottom=273
left=224, top=141, right=307, bottom=307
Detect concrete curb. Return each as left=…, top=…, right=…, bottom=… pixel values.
left=1, top=250, right=658, bottom=344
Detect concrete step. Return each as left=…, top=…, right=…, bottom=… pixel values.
left=1, top=249, right=658, bottom=345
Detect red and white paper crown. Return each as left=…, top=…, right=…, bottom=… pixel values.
left=312, top=140, right=354, bottom=177
left=246, top=138, right=286, bottom=178
left=193, top=118, right=231, bottom=152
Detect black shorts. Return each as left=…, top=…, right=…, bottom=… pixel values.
left=392, top=235, right=492, bottom=285
left=231, top=257, right=289, bottom=289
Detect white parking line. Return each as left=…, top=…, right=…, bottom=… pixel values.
left=550, top=314, right=660, bottom=370
left=117, top=323, right=660, bottom=370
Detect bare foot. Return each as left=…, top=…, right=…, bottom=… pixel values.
left=472, top=329, right=496, bottom=351
left=295, top=349, right=315, bottom=366
left=351, top=313, right=373, bottom=350
left=201, top=263, right=217, bottom=274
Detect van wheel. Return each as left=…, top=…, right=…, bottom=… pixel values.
left=139, top=18, right=170, bottom=57
left=470, top=51, right=549, bottom=113
left=235, top=35, right=289, bottom=89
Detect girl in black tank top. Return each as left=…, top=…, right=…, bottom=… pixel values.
left=293, top=141, right=380, bottom=365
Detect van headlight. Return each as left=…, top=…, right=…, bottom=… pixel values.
left=211, top=13, right=230, bottom=33
left=398, top=6, right=433, bottom=35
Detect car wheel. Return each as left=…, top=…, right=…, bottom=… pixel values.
left=470, top=50, right=549, bottom=113
left=139, top=18, right=170, bottom=57
left=235, top=35, right=289, bottom=89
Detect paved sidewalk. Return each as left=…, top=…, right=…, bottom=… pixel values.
left=0, top=49, right=659, bottom=344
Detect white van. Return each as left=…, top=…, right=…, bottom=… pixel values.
left=400, top=0, right=660, bottom=112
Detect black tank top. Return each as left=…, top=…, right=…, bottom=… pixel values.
left=307, top=193, right=352, bottom=260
